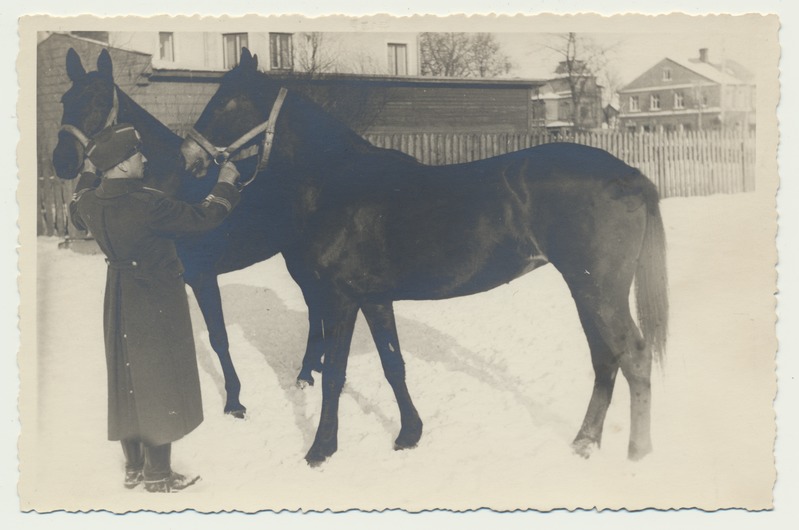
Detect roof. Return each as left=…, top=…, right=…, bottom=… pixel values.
left=668, top=57, right=746, bottom=85
left=145, top=68, right=549, bottom=89
left=38, top=32, right=153, bottom=58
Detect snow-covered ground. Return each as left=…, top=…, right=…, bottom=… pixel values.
left=24, top=191, right=777, bottom=513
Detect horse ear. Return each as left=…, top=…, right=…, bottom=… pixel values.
left=239, top=47, right=255, bottom=70
left=252, top=53, right=259, bottom=70
left=97, top=49, right=114, bottom=80
left=65, top=48, right=86, bottom=82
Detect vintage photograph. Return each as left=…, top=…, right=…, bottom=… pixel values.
left=15, top=11, right=781, bottom=517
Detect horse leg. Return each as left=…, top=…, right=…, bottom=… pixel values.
left=362, top=302, right=423, bottom=450
left=297, top=305, right=325, bottom=388
left=570, top=301, right=620, bottom=458
left=187, top=273, right=246, bottom=418
left=305, top=297, right=359, bottom=466
left=566, top=275, right=651, bottom=460
left=618, top=319, right=653, bottom=460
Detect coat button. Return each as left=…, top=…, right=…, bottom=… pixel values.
left=132, top=261, right=138, bottom=267
left=129, top=390, right=133, bottom=394
left=123, top=334, right=127, bottom=339
left=126, top=362, right=130, bottom=367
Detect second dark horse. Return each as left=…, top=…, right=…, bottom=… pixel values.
left=181, top=49, right=670, bottom=466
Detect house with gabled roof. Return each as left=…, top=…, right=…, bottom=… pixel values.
left=529, top=60, right=605, bottom=134
left=617, top=48, right=755, bottom=133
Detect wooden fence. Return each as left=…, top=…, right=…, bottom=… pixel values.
left=39, top=129, right=755, bottom=237
left=365, top=129, right=757, bottom=199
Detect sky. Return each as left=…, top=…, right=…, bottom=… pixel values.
left=496, top=30, right=769, bottom=85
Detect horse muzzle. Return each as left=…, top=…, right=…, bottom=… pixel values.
left=180, top=138, right=211, bottom=178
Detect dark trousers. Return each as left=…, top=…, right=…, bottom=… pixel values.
left=121, top=439, right=172, bottom=481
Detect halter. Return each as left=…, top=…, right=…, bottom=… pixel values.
left=59, top=87, right=120, bottom=150
left=185, top=87, right=288, bottom=189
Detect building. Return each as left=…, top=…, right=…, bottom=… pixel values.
left=529, top=60, right=605, bottom=134
left=617, top=48, right=755, bottom=133
left=53, top=30, right=423, bottom=76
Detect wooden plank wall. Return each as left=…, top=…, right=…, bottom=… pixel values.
left=365, top=129, right=757, bottom=198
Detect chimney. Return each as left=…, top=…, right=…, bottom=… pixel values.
left=699, top=48, right=709, bottom=63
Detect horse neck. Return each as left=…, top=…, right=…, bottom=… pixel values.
left=274, top=89, right=375, bottom=169
left=116, top=89, right=184, bottom=194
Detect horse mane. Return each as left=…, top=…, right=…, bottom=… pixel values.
left=115, top=87, right=202, bottom=197
left=249, top=71, right=418, bottom=166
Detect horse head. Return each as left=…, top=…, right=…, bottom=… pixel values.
left=181, top=48, right=287, bottom=179
left=53, top=48, right=118, bottom=180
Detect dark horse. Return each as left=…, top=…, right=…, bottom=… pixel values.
left=52, top=49, right=256, bottom=417
left=181, top=49, right=669, bottom=466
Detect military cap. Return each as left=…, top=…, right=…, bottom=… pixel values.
left=86, top=123, right=142, bottom=171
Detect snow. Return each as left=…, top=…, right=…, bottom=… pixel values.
left=25, top=191, right=777, bottom=514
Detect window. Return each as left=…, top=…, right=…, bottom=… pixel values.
left=223, top=33, right=249, bottom=69
left=270, top=33, right=293, bottom=71
left=387, top=43, right=408, bottom=75
left=662, top=67, right=672, bottom=81
left=629, top=95, right=639, bottom=112
left=674, top=92, right=684, bottom=109
left=650, top=94, right=661, bottom=111
left=159, top=32, right=174, bottom=62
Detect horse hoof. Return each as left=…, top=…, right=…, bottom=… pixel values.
left=571, top=438, right=598, bottom=459
left=628, top=441, right=652, bottom=461
left=305, top=447, right=334, bottom=467
left=224, top=405, right=247, bottom=419
left=296, top=372, right=315, bottom=388
left=394, top=420, right=423, bottom=450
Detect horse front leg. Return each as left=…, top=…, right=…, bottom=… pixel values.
left=305, top=297, right=358, bottom=466
left=186, top=272, right=246, bottom=418
left=362, top=301, right=423, bottom=450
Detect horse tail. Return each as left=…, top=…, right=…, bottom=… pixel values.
left=635, top=175, right=669, bottom=368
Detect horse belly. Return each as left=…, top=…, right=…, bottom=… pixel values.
left=388, top=236, right=549, bottom=301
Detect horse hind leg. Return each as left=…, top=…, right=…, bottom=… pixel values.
left=571, top=301, right=620, bottom=458
left=362, top=302, right=423, bottom=450
left=570, top=282, right=652, bottom=460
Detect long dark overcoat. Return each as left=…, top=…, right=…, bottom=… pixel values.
left=70, top=175, right=239, bottom=446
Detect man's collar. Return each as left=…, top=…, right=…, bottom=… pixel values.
left=95, top=178, right=144, bottom=199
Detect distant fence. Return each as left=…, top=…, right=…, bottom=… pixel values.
left=365, top=129, right=757, bottom=199
left=39, top=129, right=755, bottom=237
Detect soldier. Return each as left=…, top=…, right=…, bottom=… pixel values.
left=70, top=123, right=240, bottom=493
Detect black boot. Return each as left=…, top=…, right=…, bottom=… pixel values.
left=121, top=439, right=144, bottom=489
left=144, top=472, right=201, bottom=493
left=141, top=442, right=201, bottom=493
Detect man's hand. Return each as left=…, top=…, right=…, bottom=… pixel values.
left=218, top=162, right=240, bottom=186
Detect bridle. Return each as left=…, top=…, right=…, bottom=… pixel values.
left=185, top=87, right=288, bottom=189
left=59, top=86, right=120, bottom=152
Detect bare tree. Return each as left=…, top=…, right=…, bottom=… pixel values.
left=294, top=32, right=340, bottom=75
left=546, top=32, right=616, bottom=132
left=420, top=32, right=512, bottom=78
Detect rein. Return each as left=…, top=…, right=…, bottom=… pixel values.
left=186, top=87, right=288, bottom=189
left=59, top=87, right=119, bottom=149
